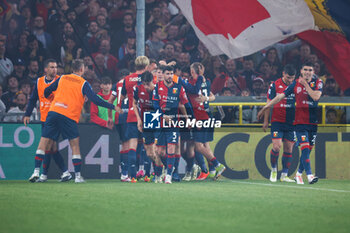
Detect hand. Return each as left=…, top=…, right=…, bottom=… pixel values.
left=262, top=121, right=269, bottom=132
left=167, top=61, right=176, bottom=66
left=298, top=78, right=308, bottom=87
left=137, top=120, right=143, bottom=133
left=159, top=60, right=167, bottom=66
left=23, top=116, right=30, bottom=126
left=107, top=118, right=114, bottom=129
left=257, top=108, right=266, bottom=121
left=115, top=106, right=122, bottom=114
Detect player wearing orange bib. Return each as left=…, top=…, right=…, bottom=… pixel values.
left=25, top=59, right=71, bottom=183
left=32, top=59, right=117, bottom=183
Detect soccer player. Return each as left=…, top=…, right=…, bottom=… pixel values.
left=258, top=62, right=322, bottom=184
left=180, top=62, right=226, bottom=180
left=133, top=71, right=163, bottom=182
left=25, top=59, right=71, bottom=182
left=153, top=65, right=189, bottom=184
left=107, top=72, right=130, bottom=182
left=38, top=59, right=117, bottom=183
left=263, top=64, right=297, bottom=183
left=115, top=56, right=150, bottom=183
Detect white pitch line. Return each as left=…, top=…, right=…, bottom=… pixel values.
left=229, top=180, right=350, bottom=193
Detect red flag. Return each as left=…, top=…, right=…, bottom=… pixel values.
left=299, top=30, right=350, bottom=91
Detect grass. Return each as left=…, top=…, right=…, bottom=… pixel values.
left=1, top=179, right=350, bottom=233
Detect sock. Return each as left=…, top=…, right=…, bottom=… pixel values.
left=72, top=154, right=82, bottom=175
left=173, top=154, right=180, bottom=174
left=166, top=154, right=175, bottom=175
left=186, top=156, right=194, bottom=172
left=210, top=157, right=219, bottom=167
left=195, top=152, right=208, bottom=173
left=161, top=156, right=167, bottom=167
left=34, top=149, right=45, bottom=169
left=52, top=151, right=67, bottom=172
left=155, top=164, right=162, bottom=176
left=136, top=144, right=143, bottom=170
left=300, top=144, right=312, bottom=175
left=144, top=154, right=151, bottom=177
left=208, top=161, right=215, bottom=172
left=120, top=150, right=128, bottom=176
left=282, top=152, right=292, bottom=174
left=42, top=151, right=52, bottom=175
left=128, top=149, right=137, bottom=179
left=270, top=149, right=279, bottom=169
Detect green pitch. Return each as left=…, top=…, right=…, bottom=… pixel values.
left=1, top=179, right=350, bottom=233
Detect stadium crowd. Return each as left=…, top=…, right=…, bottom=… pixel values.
left=0, top=0, right=348, bottom=124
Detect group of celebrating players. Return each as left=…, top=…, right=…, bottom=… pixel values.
left=25, top=55, right=322, bottom=185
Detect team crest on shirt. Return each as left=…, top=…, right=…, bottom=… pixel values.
left=172, top=88, right=178, bottom=94
left=301, top=135, right=306, bottom=141
left=318, top=82, right=323, bottom=89
left=310, top=82, right=315, bottom=88
left=273, top=131, right=278, bottom=137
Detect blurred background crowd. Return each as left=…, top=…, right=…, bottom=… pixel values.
left=0, top=0, right=348, bottom=124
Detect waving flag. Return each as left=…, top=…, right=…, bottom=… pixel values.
left=175, top=0, right=350, bottom=91
left=175, top=0, right=315, bottom=58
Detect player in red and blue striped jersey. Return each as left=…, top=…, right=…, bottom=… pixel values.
left=108, top=76, right=130, bottom=182
left=152, top=65, right=189, bottom=184
left=114, top=56, right=149, bottom=183
left=133, top=71, right=164, bottom=182
left=180, top=62, right=226, bottom=181
left=258, top=62, right=322, bottom=184
left=263, top=64, right=297, bottom=183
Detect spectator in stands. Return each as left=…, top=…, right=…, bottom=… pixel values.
left=96, top=14, right=110, bottom=31
left=91, top=78, right=101, bottom=94
left=25, top=35, right=47, bottom=64
left=111, top=13, right=135, bottom=56
left=216, top=87, right=235, bottom=123
left=165, top=24, right=180, bottom=43
left=60, top=37, right=82, bottom=73
left=239, top=56, right=258, bottom=92
left=0, top=85, right=6, bottom=120
left=234, top=89, right=257, bottom=124
left=205, top=56, right=224, bottom=82
left=160, top=42, right=176, bottom=62
left=2, top=75, right=19, bottom=111
left=83, top=21, right=101, bottom=54
left=8, top=32, right=29, bottom=61
left=90, top=77, right=114, bottom=129
left=224, top=77, right=239, bottom=96
left=146, top=24, right=164, bottom=59
left=118, top=32, right=136, bottom=61
left=25, top=59, right=40, bottom=86
left=95, top=39, right=119, bottom=80
left=326, top=108, right=337, bottom=124
left=19, top=79, right=32, bottom=101
left=3, top=92, right=27, bottom=122
left=32, top=16, right=53, bottom=51
left=12, top=58, right=26, bottom=80
left=0, top=40, right=14, bottom=86
left=93, top=53, right=113, bottom=79
left=257, top=59, right=273, bottom=82
left=4, top=17, right=21, bottom=51
left=323, top=78, right=341, bottom=96
left=251, top=77, right=265, bottom=96
left=177, top=52, right=191, bottom=69
left=20, top=5, right=33, bottom=30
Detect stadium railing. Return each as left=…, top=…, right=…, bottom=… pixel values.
left=210, top=96, right=350, bottom=127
